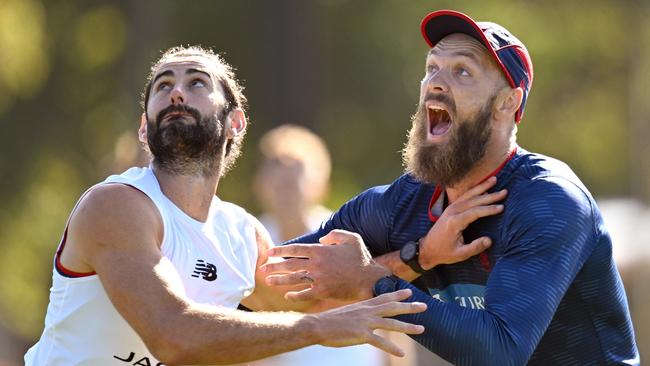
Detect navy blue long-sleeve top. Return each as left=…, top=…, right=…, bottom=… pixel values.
left=288, top=147, right=638, bottom=366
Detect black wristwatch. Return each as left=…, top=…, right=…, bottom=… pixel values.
left=399, top=240, right=426, bottom=274
left=373, top=275, right=400, bottom=297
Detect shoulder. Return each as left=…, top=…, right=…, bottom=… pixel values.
left=504, top=173, right=596, bottom=239
left=216, top=200, right=259, bottom=234
left=351, top=173, right=428, bottom=208
left=510, top=150, right=587, bottom=190
left=69, top=183, right=163, bottom=248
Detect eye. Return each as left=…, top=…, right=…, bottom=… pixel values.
left=456, top=67, right=471, bottom=77
left=426, top=64, right=439, bottom=74
left=156, top=81, right=172, bottom=91
left=190, top=79, right=206, bottom=88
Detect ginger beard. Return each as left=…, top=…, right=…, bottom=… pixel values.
left=147, top=104, right=229, bottom=177
left=403, top=93, right=496, bottom=187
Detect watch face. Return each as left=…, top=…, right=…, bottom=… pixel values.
left=374, top=276, right=398, bottom=296
left=400, top=241, right=417, bottom=262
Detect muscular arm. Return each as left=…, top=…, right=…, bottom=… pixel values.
left=378, top=178, right=597, bottom=365
left=69, top=184, right=426, bottom=365
left=266, top=177, right=503, bottom=299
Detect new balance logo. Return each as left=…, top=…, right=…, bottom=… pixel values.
left=192, top=259, right=217, bottom=281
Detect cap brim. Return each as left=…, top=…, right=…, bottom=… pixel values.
left=421, top=10, right=516, bottom=89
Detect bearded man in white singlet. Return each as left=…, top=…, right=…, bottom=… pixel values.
left=24, top=46, right=427, bottom=366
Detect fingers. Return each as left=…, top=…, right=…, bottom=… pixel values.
left=267, top=244, right=321, bottom=258
left=260, top=258, right=310, bottom=274
left=375, top=301, right=428, bottom=318
left=457, top=237, right=492, bottom=260
left=367, top=333, right=406, bottom=357
left=455, top=204, right=504, bottom=228
left=374, top=317, right=425, bottom=334
left=265, top=271, right=314, bottom=287
left=363, top=289, right=413, bottom=306
left=284, top=287, right=318, bottom=302
left=319, top=229, right=361, bottom=246
left=470, top=189, right=508, bottom=207
left=457, top=176, right=498, bottom=202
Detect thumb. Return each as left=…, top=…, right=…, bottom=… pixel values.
left=319, top=229, right=357, bottom=246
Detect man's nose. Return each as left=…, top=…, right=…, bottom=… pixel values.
left=170, top=85, right=185, bottom=105
left=423, top=69, right=450, bottom=93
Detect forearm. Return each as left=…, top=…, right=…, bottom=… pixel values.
left=387, top=279, right=533, bottom=366
left=374, top=251, right=421, bottom=282
left=156, top=304, right=318, bottom=365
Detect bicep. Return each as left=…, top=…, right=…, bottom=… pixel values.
left=484, top=178, right=596, bottom=346
left=69, top=185, right=189, bottom=347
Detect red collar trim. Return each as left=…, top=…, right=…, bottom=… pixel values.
left=427, top=185, right=444, bottom=222
left=427, top=147, right=517, bottom=222
left=477, top=147, right=518, bottom=185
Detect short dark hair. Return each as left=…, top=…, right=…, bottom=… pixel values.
left=141, top=45, right=248, bottom=175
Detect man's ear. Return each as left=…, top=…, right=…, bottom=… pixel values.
left=138, top=113, right=148, bottom=144
left=225, top=108, right=247, bottom=139
left=495, top=87, right=524, bottom=121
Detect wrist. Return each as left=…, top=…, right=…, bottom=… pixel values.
left=417, top=237, right=437, bottom=270
left=399, top=240, right=427, bottom=273
left=372, top=275, right=400, bottom=297
left=298, top=313, right=323, bottom=346
left=359, top=263, right=391, bottom=300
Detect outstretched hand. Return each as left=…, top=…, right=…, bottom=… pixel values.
left=419, top=176, right=507, bottom=270
left=261, top=230, right=391, bottom=302
left=313, top=288, right=426, bottom=357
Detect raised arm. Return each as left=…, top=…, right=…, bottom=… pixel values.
left=263, top=177, right=506, bottom=300
left=376, top=177, right=505, bottom=281
left=376, top=178, right=598, bottom=365
left=67, top=184, right=426, bottom=365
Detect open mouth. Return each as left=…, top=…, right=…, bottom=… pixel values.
left=427, top=106, right=452, bottom=137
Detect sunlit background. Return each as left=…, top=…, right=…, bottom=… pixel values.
left=0, top=0, right=649, bottom=364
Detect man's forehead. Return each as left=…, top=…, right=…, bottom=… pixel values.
left=153, top=56, right=217, bottom=77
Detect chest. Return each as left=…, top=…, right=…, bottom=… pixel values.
left=161, top=218, right=256, bottom=308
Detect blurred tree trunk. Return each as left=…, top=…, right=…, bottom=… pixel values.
left=260, top=0, right=321, bottom=128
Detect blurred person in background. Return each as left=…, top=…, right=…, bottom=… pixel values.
left=253, top=125, right=333, bottom=246
left=249, top=124, right=389, bottom=365
left=23, top=45, right=428, bottom=366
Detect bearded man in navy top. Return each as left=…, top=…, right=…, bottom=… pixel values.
left=261, top=9, right=639, bottom=366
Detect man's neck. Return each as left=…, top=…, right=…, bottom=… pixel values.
left=445, top=139, right=516, bottom=203
left=153, top=166, right=220, bottom=222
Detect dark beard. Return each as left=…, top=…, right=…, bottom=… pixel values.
left=402, top=95, right=495, bottom=187
left=147, top=104, right=227, bottom=177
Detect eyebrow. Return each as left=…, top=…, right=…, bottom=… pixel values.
left=186, top=68, right=212, bottom=80
left=151, top=68, right=212, bottom=85
left=152, top=70, right=174, bottom=85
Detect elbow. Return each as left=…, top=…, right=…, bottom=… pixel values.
left=146, top=334, right=189, bottom=366
left=146, top=329, right=219, bottom=366
left=146, top=333, right=237, bottom=366
left=482, top=342, right=532, bottom=366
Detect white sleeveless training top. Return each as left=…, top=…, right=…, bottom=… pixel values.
left=25, top=167, right=258, bottom=366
